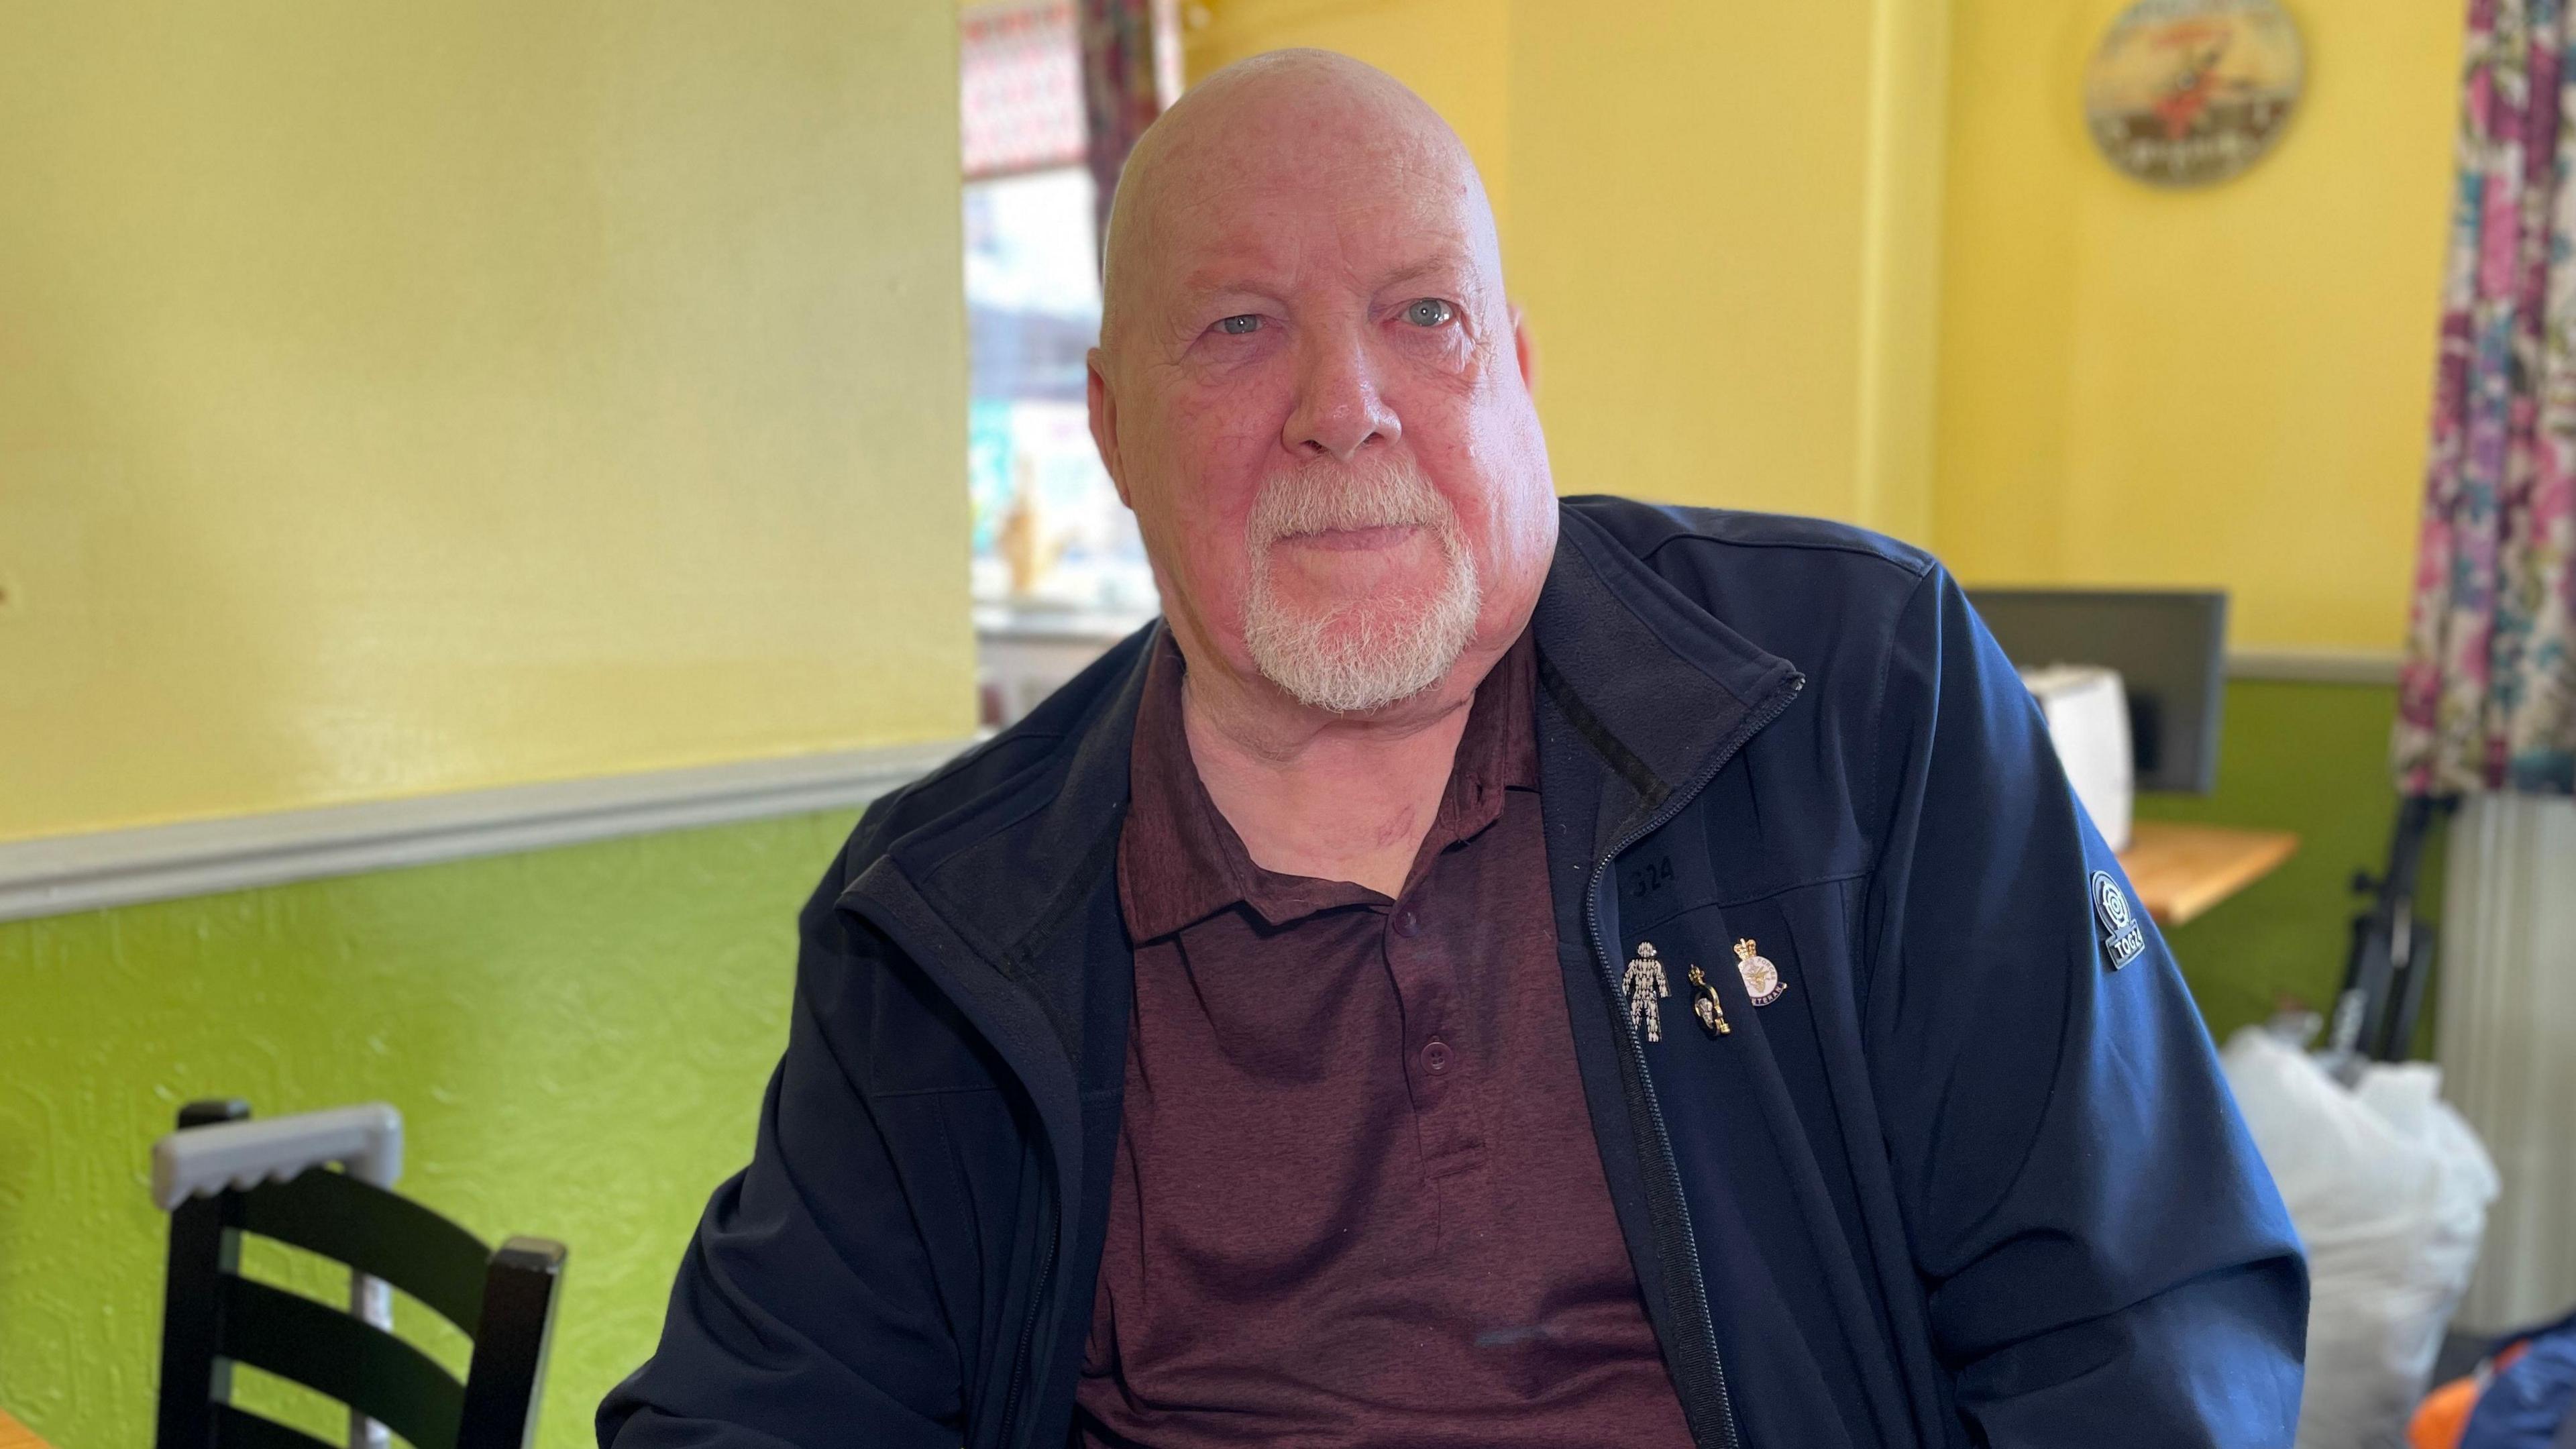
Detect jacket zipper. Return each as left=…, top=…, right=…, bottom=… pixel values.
left=994, top=1171, right=1059, bottom=1448
left=1582, top=670, right=1804, bottom=1449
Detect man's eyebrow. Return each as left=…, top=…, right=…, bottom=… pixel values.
left=1175, top=271, right=1276, bottom=299
left=1373, top=254, right=1479, bottom=294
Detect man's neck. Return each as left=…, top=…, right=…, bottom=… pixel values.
left=1179, top=662, right=1484, bottom=899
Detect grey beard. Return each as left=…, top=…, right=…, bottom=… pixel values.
left=1241, top=517, right=1481, bottom=714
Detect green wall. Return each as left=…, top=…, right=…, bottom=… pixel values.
left=0, top=809, right=856, bottom=1449
left=0, top=678, right=2411, bottom=1449
left=2143, top=678, right=2430, bottom=1048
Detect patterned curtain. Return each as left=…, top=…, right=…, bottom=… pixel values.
left=1077, top=0, right=1181, bottom=246
left=2398, top=0, right=2576, bottom=796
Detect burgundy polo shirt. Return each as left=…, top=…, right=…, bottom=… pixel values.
left=1072, top=629, right=1693, bottom=1448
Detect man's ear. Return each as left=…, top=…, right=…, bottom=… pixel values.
left=1086, top=347, right=1133, bottom=509
left=1509, top=305, right=1538, bottom=398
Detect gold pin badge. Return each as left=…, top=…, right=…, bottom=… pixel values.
left=1686, top=965, right=1731, bottom=1036
left=1735, top=938, right=1786, bottom=1006
left=1623, top=942, right=1670, bottom=1042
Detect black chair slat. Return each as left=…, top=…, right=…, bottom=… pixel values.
left=212, top=1405, right=337, bottom=1449
left=158, top=1192, right=239, bottom=1449
left=217, top=1277, right=466, bottom=1449
left=455, top=1238, right=568, bottom=1449
left=159, top=1101, right=252, bottom=1449
left=237, top=1168, right=490, bottom=1331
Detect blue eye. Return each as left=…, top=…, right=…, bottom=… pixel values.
left=1401, top=299, right=1456, bottom=327
left=1217, top=315, right=1262, bottom=335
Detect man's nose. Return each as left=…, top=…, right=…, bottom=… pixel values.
left=1283, top=325, right=1399, bottom=462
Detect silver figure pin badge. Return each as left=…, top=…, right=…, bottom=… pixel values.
left=1623, top=942, right=1670, bottom=1042
left=1735, top=938, right=1786, bottom=1006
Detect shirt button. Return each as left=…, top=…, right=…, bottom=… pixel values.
left=1421, top=1039, right=1452, bottom=1074
left=1394, top=908, right=1422, bottom=938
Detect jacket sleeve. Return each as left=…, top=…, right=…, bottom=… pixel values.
left=597, top=841, right=966, bottom=1449
left=1860, top=567, right=2308, bottom=1448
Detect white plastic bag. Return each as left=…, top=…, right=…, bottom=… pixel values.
left=2220, top=1028, right=2500, bottom=1449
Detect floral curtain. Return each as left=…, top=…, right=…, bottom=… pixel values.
left=1077, top=0, right=1181, bottom=246
left=2398, top=0, right=2576, bottom=796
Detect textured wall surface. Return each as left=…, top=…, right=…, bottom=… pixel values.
left=0, top=809, right=855, bottom=1449
left=0, top=2, right=972, bottom=842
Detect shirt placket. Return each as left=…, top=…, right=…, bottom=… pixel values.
left=1384, top=874, right=1487, bottom=1183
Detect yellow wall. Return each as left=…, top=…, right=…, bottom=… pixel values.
left=1513, top=2, right=1854, bottom=519
left=0, top=3, right=974, bottom=844
left=1935, top=0, right=2463, bottom=652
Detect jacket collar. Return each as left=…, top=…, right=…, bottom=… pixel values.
left=1532, top=506, right=1803, bottom=849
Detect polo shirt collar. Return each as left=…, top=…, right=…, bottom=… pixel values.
left=1117, top=628, right=1539, bottom=943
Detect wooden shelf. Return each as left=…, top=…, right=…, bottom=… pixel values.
left=2116, top=820, right=2300, bottom=926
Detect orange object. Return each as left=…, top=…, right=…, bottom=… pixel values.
left=0, top=1407, right=52, bottom=1449
left=2409, top=1338, right=2536, bottom=1449
left=2411, top=1373, right=2480, bottom=1448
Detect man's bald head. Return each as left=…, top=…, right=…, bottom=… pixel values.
left=1099, top=50, right=1503, bottom=356
left=1083, top=49, right=1554, bottom=725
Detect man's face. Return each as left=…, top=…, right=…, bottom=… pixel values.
left=1090, top=89, right=1555, bottom=716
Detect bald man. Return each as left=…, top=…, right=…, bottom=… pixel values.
left=602, top=52, right=2304, bottom=1449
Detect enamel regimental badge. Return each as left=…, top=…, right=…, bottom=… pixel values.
left=2093, top=871, right=2147, bottom=969
left=1734, top=938, right=1786, bottom=1006
left=1623, top=942, right=1670, bottom=1042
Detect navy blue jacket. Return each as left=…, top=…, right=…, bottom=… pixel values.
left=600, top=498, right=2307, bottom=1449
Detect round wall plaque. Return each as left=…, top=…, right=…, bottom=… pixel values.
left=2083, top=0, right=2305, bottom=187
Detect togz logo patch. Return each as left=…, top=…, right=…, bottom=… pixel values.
left=2093, top=870, right=2146, bottom=969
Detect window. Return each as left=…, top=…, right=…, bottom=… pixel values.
left=961, top=1, right=1156, bottom=622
